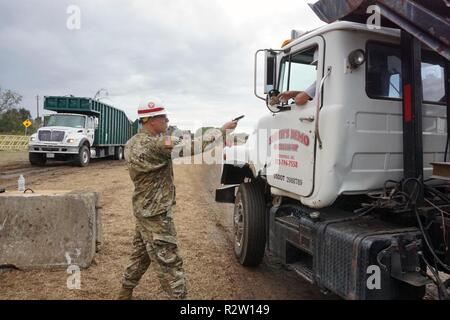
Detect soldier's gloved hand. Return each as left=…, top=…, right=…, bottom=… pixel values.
left=222, top=120, right=238, bottom=132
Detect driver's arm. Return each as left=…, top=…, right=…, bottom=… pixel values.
left=294, top=92, right=311, bottom=106
left=278, top=91, right=301, bottom=103
left=294, top=81, right=316, bottom=106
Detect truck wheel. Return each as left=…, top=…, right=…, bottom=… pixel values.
left=76, top=145, right=90, bottom=167
left=29, top=153, right=46, bottom=166
left=234, top=182, right=266, bottom=267
left=114, top=146, right=123, bottom=160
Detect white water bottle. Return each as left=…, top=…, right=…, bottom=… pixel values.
left=18, top=175, right=25, bottom=192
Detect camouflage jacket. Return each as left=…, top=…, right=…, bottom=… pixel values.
left=124, top=128, right=226, bottom=218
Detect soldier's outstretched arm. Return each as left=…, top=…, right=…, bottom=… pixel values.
left=168, top=121, right=238, bottom=159
left=168, top=127, right=225, bottom=159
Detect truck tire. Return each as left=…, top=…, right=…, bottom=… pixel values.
left=114, top=146, right=123, bottom=160
left=75, top=145, right=90, bottom=167
left=233, top=182, right=266, bottom=267
left=29, top=153, right=47, bottom=166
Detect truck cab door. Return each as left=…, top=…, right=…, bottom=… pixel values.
left=86, top=117, right=95, bottom=144
left=266, top=36, right=325, bottom=197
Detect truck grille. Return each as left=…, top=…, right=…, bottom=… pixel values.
left=38, top=130, right=65, bottom=142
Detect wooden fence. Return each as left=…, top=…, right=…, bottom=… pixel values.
left=0, top=135, right=29, bottom=151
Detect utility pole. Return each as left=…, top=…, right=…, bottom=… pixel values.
left=36, top=95, right=40, bottom=119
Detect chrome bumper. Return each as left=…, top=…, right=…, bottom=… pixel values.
left=29, top=144, right=79, bottom=154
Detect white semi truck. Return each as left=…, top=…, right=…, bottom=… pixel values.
left=216, top=0, right=450, bottom=300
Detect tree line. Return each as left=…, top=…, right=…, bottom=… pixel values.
left=0, top=87, right=38, bottom=135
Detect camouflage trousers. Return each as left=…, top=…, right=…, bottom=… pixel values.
left=121, top=210, right=187, bottom=299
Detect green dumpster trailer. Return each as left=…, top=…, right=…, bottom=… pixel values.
left=28, top=96, right=138, bottom=167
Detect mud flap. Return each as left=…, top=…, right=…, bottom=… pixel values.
left=215, top=185, right=238, bottom=203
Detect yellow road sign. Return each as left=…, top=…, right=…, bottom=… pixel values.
left=23, top=119, right=32, bottom=128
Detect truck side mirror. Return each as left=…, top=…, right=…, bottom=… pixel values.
left=255, top=49, right=280, bottom=101
left=264, top=50, right=277, bottom=94
left=94, top=118, right=99, bottom=129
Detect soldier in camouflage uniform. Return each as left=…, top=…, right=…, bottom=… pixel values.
left=117, top=99, right=237, bottom=300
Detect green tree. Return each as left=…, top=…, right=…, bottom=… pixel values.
left=0, top=87, right=35, bottom=135
left=0, top=108, right=33, bottom=134
left=0, top=87, right=22, bottom=113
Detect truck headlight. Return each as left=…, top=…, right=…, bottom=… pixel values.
left=67, top=138, right=77, bottom=144
left=30, top=137, right=36, bottom=142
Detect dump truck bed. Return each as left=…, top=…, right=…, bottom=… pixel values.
left=310, top=0, right=450, bottom=60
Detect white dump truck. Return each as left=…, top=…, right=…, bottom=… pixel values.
left=28, top=96, right=137, bottom=167
left=216, top=0, right=450, bottom=300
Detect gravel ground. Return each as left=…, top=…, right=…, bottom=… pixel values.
left=0, top=153, right=326, bottom=300
left=1, top=152, right=447, bottom=300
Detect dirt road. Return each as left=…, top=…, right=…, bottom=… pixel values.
left=0, top=153, right=326, bottom=300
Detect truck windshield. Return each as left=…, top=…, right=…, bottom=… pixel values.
left=46, top=115, right=86, bottom=128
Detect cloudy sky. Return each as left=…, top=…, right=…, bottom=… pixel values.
left=0, top=0, right=324, bottom=133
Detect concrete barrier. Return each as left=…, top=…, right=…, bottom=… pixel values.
left=0, top=190, right=101, bottom=269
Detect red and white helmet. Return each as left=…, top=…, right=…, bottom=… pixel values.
left=137, top=98, right=167, bottom=119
